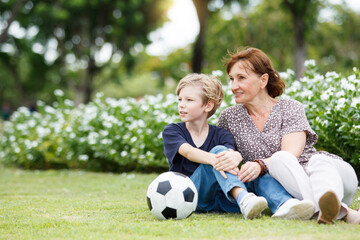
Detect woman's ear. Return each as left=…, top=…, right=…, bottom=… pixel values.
left=260, top=73, right=269, bottom=89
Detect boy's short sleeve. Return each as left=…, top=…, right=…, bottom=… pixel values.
left=217, top=127, right=236, bottom=150
left=162, top=123, right=188, bottom=165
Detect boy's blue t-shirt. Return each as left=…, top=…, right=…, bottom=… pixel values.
left=162, top=122, right=235, bottom=177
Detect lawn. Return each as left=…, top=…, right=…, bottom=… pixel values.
left=0, top=167, right=359, bottom=240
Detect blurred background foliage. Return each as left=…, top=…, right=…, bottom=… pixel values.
left=1, top=0, right=360, bottom=114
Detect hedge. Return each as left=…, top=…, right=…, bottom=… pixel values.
left=0, top=61, right=359, bottom=173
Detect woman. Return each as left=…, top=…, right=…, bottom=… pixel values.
left=216, top=47, right=360, bottom=224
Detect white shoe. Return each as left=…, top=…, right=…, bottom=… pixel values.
left=239, top=193, right=268, bottom=220
left=272, top=199, right=315, bottom=220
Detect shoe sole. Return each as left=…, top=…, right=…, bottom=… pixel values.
left=272, top=200, right=315, bottom=220
left=245, top=199, right=268, bottom=220
left=317, top=190, right=340, bottom=224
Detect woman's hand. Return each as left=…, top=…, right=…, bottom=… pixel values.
left=214, top=150, right=242, bottom=172
left=238, top=161, right=262, bottom=182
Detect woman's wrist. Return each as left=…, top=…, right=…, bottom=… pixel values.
left=254, top=159, right=268, bottom=176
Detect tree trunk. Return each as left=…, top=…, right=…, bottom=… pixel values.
left=8, top=64, right=28, bottom=105
left=192, top=0, right=209, bottom=73
left=294, top=14, right=306, bottom=79
left=74, top=57, right=96, bottom=106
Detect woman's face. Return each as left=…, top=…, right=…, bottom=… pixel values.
left=228, top=60, right=265, bottom=104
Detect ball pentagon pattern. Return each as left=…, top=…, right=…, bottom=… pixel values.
left=146, top=171, right=198, bottom=220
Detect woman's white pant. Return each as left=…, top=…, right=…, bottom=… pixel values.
left=268, top=151, right=358, bottom=219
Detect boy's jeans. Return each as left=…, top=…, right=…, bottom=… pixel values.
left=190, top=145, right=292, bottom=213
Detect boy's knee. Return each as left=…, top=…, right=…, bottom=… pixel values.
left=210, top=145, right=229, bottom=154
left=197, top=164, right=214, bottom=173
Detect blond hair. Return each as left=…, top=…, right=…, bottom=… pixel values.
left=176, top=73, right=224, bottom=118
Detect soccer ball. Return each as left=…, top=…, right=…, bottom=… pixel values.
left=146, top=171, right=198, bottom=220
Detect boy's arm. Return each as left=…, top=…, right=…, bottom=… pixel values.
left=178, top=143, right=229, bottom=178
left=178, top=143, right=217, bottom=165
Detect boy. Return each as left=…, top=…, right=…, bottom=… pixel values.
left=162, top=73, right=315, bottom=220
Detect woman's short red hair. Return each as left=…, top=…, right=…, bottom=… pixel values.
left=225, top=47, right=285, bottom=98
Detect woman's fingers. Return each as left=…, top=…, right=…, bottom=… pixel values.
left=238, top=162, right=260, bottom=182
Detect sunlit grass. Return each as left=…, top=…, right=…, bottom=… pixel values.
left=0, top=167, right=359, bottom=240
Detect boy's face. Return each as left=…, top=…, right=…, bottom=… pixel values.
left=177, top=85, right=211, bottom=123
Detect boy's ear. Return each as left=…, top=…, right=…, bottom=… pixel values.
left=205, top=101, right=215, bottom=113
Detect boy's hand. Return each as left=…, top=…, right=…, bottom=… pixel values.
left=214, top=150, right=242, bottom=172
left=218, top=167, right=240, bottom=179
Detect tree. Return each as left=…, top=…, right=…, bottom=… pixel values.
left=0, top=0, right=170, bottom=106
left=191, top=0, right=249, bottom=73
left=202, top=0, right=294, bottom=75
left=0, top=0, right=25, bottom=43
left=308, top=4, right=360, bottom=74
left=282, top=0, right=321, bottom=78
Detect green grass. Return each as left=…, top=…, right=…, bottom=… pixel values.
left=0, top=167, right=359, bottom=240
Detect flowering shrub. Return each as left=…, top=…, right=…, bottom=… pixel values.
left=0, top=91, right=180, bottom=171
left=283, top=61, right=360, bottom=170
left=0, top=62, right=359, bottom=172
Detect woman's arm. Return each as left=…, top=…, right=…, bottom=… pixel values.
left=261, top=131, right=306, bottom=167
left=281, top=131, right=306, bottom=158
left=241, top=131, right=306, bottom=181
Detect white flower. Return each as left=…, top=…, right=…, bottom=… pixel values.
left=320, top=87, right=335, bottom=101
left=28, top=119, right=36, bottom=128
left=304, top=59, right=316, bottom=67
left=79, top=154, right=89, bottom=161
left=101, top=139, right=112, bottom=145
left=96, top=92, right=104, bottom=98
left=99, top=130, right=109, bottom=136
left=64, top=99, right=74, bottom=106
left=121, top=151, right=128, bottom=157
left=351, top=97, right=360, bottom=108
left=36, top=126, right=51, bottom=138
left=54, top=89, right=64, bottom=96
left=336, top=98, right=347, bottom=110
left=341, top=78, right=355, bottom=91
left=44, top=106, right=56, bottom=114
left=37, top=100, right=45, bottom=106
left=325, top=71, right=340, bottom=79
left=88, top=132, right=99, bottom=145
left=27, top=154, right=34, bottom=160
left=300, top=89, right=313, bottom=98
left=335, top=90, right=345, bottom=98
left=103, top=121, right=113, bottom=128
left=211, top=70, right=223, bottom=77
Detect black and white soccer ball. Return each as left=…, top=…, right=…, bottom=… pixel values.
left=146, top=171, right=198, bottom=220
